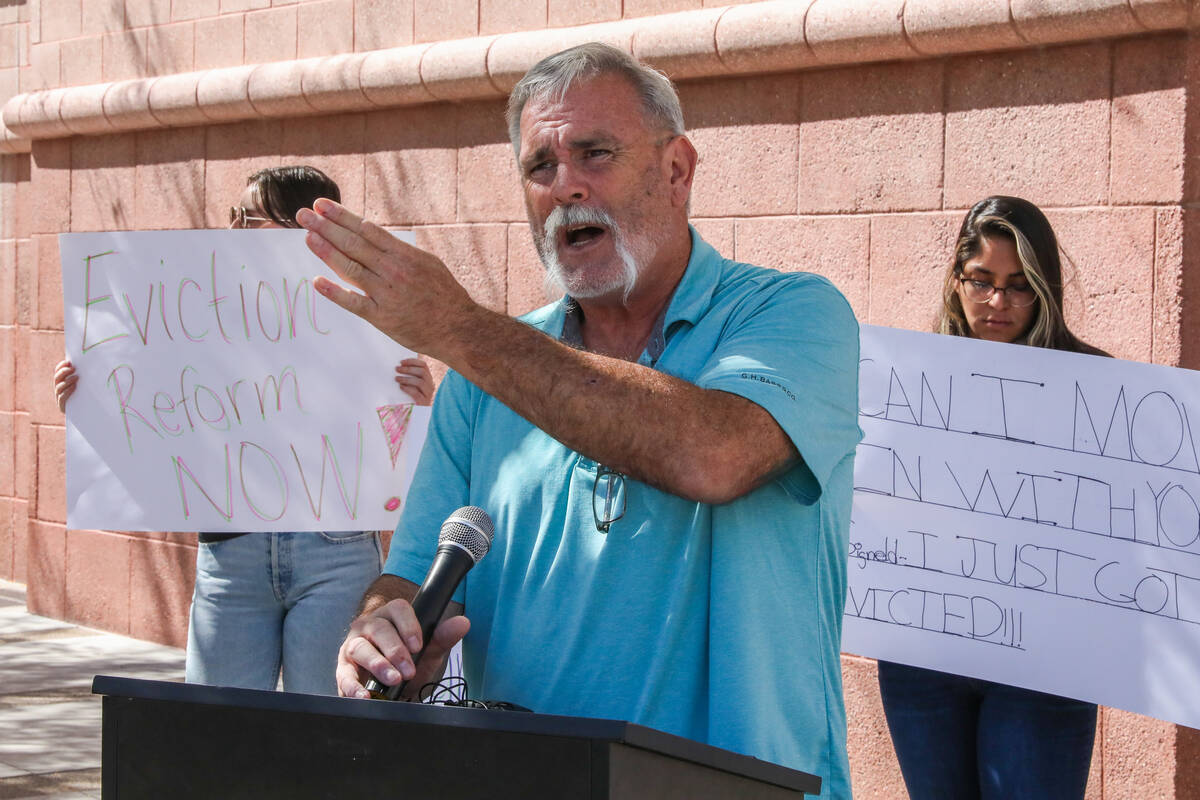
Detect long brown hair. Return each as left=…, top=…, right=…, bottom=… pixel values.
left=938, top=195, right=1107, bottom=355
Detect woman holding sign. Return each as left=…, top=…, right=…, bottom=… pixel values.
left=877, top=196, right=1107, bottom=798
left=53, top=165, right=435, bottom=696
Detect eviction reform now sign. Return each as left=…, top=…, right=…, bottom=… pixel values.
left=60, top=229, right=429, bottom=533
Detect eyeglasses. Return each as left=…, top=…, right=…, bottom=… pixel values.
left=592, top=464, right=626, bottom=533
left=228, top=206, right=273, bottom=229
left=957, top=276, right=1037, bottom=308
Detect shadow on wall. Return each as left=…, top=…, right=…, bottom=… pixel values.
left=127, top=532, right=195, bottom=647
left=81, top=0, right=178, bottom=84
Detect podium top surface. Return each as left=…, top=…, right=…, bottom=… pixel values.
left=93, top=675, right=820, bottom=795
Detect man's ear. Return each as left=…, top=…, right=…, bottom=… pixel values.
left=664, top=135, right=698, bottom=209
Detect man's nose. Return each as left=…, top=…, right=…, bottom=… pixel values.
left=551, top=162, right=589, bottom=205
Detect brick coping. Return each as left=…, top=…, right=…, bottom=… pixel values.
left=0, top=0, right=1191, bottom=154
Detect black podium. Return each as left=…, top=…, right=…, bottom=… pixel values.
left=93, top=676, right=820, bottom=799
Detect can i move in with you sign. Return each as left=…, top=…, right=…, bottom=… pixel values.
left=846, top=324, right=1200, bottom=730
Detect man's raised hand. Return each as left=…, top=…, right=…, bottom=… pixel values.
left=297, top=199, right=477, bottom=358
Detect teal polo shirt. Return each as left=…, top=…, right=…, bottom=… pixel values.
left=385, top=229, right=861, bottom=798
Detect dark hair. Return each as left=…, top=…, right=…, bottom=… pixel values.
left=244, top=165, right=340, bottom=228
left=938, top=195, right=1107, bottom=355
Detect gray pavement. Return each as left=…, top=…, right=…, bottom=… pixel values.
left=0, top=580, right=185, bottom=799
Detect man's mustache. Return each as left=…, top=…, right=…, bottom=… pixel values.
left=540, top=205, right=619, bottom=249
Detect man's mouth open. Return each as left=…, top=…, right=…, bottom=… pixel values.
left=561, top=224, right=610, bottom=249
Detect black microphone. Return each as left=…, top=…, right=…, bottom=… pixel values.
left=365, top=506, right=494, bottom=701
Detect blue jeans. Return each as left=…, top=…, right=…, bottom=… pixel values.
left=186, top=531, right=382, bottom=695
left=877, top=661, right=1096, bottom=800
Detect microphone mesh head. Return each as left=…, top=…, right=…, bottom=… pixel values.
left=439, top=506, right=494, bottom=564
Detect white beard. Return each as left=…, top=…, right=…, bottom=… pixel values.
left=535, top=205, right=646, bottom=303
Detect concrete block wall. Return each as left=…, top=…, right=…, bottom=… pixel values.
left=1, top=0, right=1198, bottom=796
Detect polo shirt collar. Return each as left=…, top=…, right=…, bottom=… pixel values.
left=557, top=226, right=722, bottom=364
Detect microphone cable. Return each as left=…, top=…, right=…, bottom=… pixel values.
left=410, top=675, right=532, bottom=713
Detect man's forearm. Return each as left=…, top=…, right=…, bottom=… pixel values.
left=356, top=573, right=418, bottom=618
left=356, top=572, right=466, bottom=626
left=431, top=304, right=797, bottom=504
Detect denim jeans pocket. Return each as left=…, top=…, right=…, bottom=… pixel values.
left=317, top=530, right=377, bottom=544
left=197, top=532, right=249, bottom=546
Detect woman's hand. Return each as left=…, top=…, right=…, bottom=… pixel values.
left=53, top=359, right=77, bottom=413
left=395, top=357, right=435, bottom=406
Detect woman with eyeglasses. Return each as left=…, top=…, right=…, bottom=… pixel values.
left=53, top=165, right=434, bottom=695
left=877, top=195, right=1107, bottom=799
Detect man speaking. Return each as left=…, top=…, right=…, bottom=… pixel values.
left=297, top=43, right=861, bottom=798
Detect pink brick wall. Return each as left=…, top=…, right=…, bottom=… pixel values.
left=0, top=2, right=1198, bottom=796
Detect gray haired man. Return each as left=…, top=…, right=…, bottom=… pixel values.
left=299, top=43, right=861, bottom=798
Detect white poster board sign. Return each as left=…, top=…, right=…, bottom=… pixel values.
left=60, top=229, right=430, bottom=533
left=844, top=324, right=1200, bottom=729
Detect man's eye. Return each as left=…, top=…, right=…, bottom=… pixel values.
left=527, top=162, right=553, bottom=178
left=585, top=149, right=611, bottom=159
